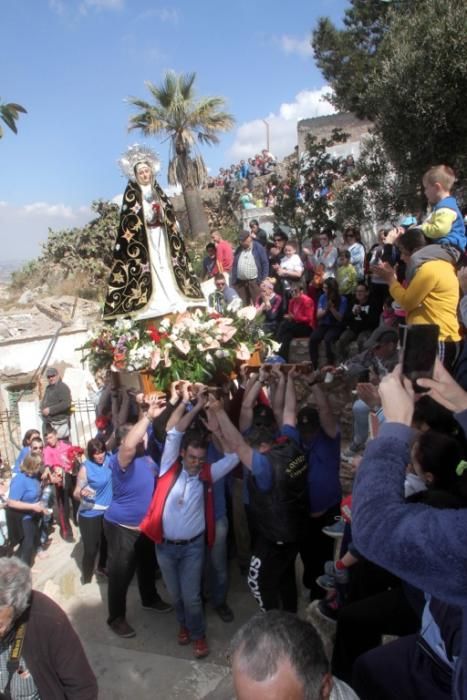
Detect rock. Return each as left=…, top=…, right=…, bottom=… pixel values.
left=18, top=289, right=35, bottom=305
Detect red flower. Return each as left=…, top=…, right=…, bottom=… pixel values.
left=66, top=445, right=84, bottom=461
left=209, top=312, right=222, bottom=319
left=95, top=416, right=110, bottom=430
left=147, top=326, right=169, bottom=343
left=148, top=326, right=162, bottom=343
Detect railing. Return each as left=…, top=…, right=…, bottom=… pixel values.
left=0, top=410, right=20, bottom=471
left=0, top=400, right=97, bottom=472
left=70, top=400, right=97, bottom=448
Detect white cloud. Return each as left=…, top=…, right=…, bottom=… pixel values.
left=276, top=34, right=313, bottom=58
left=135, top=7, right=179, bottom=24
left=80, top=0, right=124, bottom=10
left=229, top=86, right=336, bottom=161
left=0, top=202, right=94, bottom=262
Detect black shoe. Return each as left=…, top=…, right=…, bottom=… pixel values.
left=142, top=598, right=173, bottom=613
left=214, top=603, right=234, bottom=623
left=108, top=617, right=136, bottom=638
left=61, top=531, right=75, bottom=543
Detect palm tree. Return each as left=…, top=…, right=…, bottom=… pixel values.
left=0, top=99, right=27, bottom=139
left=127, top=71, right=235, bottom=237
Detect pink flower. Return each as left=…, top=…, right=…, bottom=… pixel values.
left=174, top=338, right=190, bottom=355
left=220, top=326, right=237, bottom=343
left=163, top=348, right=172, bottom=367
left=150, top=348, right=161, bottom=370
left=236, top=343, right=251, bottom=361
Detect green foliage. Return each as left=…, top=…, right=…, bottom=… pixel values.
left=10, top=200, right=119, bottom=298
left=273, top=129, right=349, bottom=246
left=312, top=1, right=399, bottom=118
left=333, top=134, right=404, bottom=229
left=127, top=71, right=235, bottom=237
left=128, top=71, right=235, bottom=190
left=368, top=0, right=467, bottom=192
left=312, top=0, right=467, bottom=203
left=0, top=99, right=27, bottom=138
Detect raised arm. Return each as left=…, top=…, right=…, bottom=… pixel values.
left=211, top=402, right=254, bottom=469
left=118, top=396, right=166, bottom=469
left=282, top=367, right=297, bottom=427
left=175, top=388, right=208, bottom=433
left=239, top=372, right=262, bottom=434
left=310, top=379, right=337, bottom=438
left=271, top=366, right=286, bottom=427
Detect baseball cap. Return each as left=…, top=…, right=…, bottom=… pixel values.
left=46, top=367, right=58, bottom=378
left=364, top=326, right=399, bottom=349
left=400, top=215, right=417, bottom=228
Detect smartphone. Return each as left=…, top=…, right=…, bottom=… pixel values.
left=358, top=369, right=370, bottom=383
left=401, top=324, right=439, bottom=391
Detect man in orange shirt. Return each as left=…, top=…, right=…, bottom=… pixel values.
left=211, top=230, right=233, bottom=274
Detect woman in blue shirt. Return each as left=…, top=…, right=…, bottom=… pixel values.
left=73, top=437, right=112, bottom=583
left=308, top=277, right=347, bottom=367
left=13, top=428, right=41, bottom=475
left=8, top=454, right=45, bottom=565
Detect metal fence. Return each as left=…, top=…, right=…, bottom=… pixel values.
left=0, top=409, right=20, bottom=471
left=0, top=400, right=97, bottom=472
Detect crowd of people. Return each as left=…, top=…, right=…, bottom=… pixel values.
left=203, top=149, right=278, bottom=191
left=1, top=163, right=467, bottom=698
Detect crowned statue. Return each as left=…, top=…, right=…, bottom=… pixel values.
left=103, top=144, right=205, bottom=321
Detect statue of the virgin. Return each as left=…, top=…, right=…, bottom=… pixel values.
left=103, top=144, right=205, bottom=320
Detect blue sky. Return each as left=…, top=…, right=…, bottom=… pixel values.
left=0, top=0, right=349, bottom=262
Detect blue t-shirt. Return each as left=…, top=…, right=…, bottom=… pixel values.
left=208, top=443, right=227, bottom=520
left=249, top=427, right=301, bottom=494
left=283, top=424, right=341, bottom=513
left=104, top=453, right=159, bottom=527
left=79, top=456, right=113, bottom=519
left=9, top=472, right=41, bottom=520
left=317, top=293, right=347, bottom=326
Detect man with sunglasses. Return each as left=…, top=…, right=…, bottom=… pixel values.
left=141, top=384, right=239, bottom=659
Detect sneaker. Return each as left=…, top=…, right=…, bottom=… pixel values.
left=214, top=603, right=234, bottom=623
left=193, top=637, right=209, bottom=659
left=178, top=625, right=191, bottom=645
left=316, top=573, right=337, bottom=591
left=142, top=598, right=173, bottom=613
left=324, top=560, right=349, bottom=585
left=322, top=518, right=345, bottom=538
left=317, top=598, right=340, bottom=623
left=108, top=617, right=136, bottom=638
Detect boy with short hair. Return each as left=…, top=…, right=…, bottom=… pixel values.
left=336, top=250, right=358, bottom=296
left=420, top=164, right=465, bottom=249
left=405, top=165, right=465, bottom=281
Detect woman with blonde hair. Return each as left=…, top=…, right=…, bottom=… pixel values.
left=7, top=454, right=46, bottom=565
left=255, top=277, right=283, bottom=334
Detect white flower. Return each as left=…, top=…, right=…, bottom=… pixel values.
left=236, top=305, right=257, bottom=321
left=159, top=317, right=171, bottom=331
left=205, top=353, right=214, bottom=364
left=215, top=349, right=229, bottom=359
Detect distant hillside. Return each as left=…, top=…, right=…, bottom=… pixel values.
left=0, top=260, right=26, bottom=284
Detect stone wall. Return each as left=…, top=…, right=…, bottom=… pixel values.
left=297, top=112, right=372, bottom=156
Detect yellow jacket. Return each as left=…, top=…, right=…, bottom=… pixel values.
left=389, top=260, right=460, bottom=341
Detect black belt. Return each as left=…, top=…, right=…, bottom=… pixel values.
left=162, top=533, right=203, bottom=545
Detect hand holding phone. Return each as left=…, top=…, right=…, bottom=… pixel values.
left=401, top=324, right=439, bottom=392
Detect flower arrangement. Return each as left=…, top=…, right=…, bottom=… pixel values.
left=80, top=308, right=279, bottom=389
